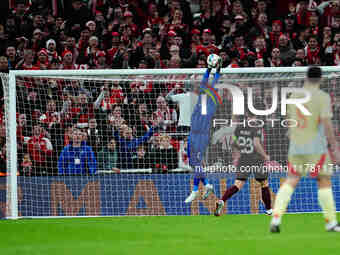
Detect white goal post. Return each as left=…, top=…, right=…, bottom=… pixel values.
left=2, top=66, right=340, bottom=219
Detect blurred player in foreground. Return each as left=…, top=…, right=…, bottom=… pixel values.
left=185, top=54, right=222, bottom=203
left=214, top=112, right=272, bottom=216
left=270, top=66, right=340, bottom=233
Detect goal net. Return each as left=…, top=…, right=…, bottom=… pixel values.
left=1, top=67, right=340, bottom=219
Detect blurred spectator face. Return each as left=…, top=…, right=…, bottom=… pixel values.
left=323, top=26, right=332, bottom=37
left=87, top=21, right=96, bottom=32
left=121, top=125, right=133, bottom=139
left=113, top=106, right=122, bottom=118
left=16, top=4, right=26, bottom=15
left=255, top=58, right=264, bottom=67
left=296, top=49, right=305, bottom=59
left=148, top=3, right=157, bottom=16
left=220, top=51, right=228, bottom=63
left=139, top=60, right=148, bottom=68
left=56, top=17, right=64, bottom=28
left=49, top=61, right=60, bottom=69
left=196, top=57, right=207, bottom=68
left=210, top=34, right=216, bottom=45
left=89, top=36, right=99, bottom=48
left=232, top=0, right=243, bottom=14
left=298, top=1, right=307, bottom=12
left=170, top=0, right=181, bottom=10
left=271, top=48, right=280, bottom=58
left=174, top=36, right=183, bottom=46
left=18, top=114, right=27, bottom=127
left=6, top=18, right=16, bottom=31
left=257, top=13, right=267, bottom=25
left=114, top=7, right=123, bottom=18
left=6, top=46, right=16, bottom=59
left=202, top=32, right=211, bottom=45
left=272, top=23, right=281, bottom=33
left=200, top=0, right=210, bottom=10
left=156, top=96, right=167, bottom=110
left=143, top=33, right=153, bottom=45
left=66, top=37, right=76, bottom=49
left=308, top=37, right=318, bottom=49
left=169, top=45, right=180, bottom=56
left=257, top=0, right=267, bottom=13
left=285, top=16, right=295, bottom=28
left=221, top=19, right=231, bottom=33
left=192, top=33, right=200, bottom=43
left=173, top=9, right=183, bottom=22
left=80, top=29, right=90, bottom=41
left=33, top=15, right=45, bottom=28
left=33, top=29, right=43, bottom=41
left=95, top=12, right=105, bottom=22
left=0, top=56, right=8, bottom=71
left=47, top=41, right=56, bottom=52
left=137, top=146, right=145, bottom=158
left=72, top=1, right=82, bottom=11
left=108, top=139, right=116, bottom=151
left=309, top=15, right=318, bottom=27
left=24, top=50, right=34, bottom=64
left=63, top=52, right=73, bottom=65
left=33, top=125, right=42, bottom=137
left=334, top=33, right=340, bottom=42
left=235, top=36, right=245, bottom=48
left=38, top=52, right=47, bottom=63
left=336, top=42, right=340, bottom=52
left=88, top=119, right=97, bottom=129
left=47, top=14, right=55, bottom=25
left=72, top=129, right=82, bottom=145
left=278, top=35, right=288, bottom=47
left=47, top=100, right=56, bottom=112
left=78, top=93, right=88, bottom=105
left=149, top=48, right=160, bottom=60
left=139, top=103, right=147, bottom=114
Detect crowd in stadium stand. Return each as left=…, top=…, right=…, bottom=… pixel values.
left=1, top=0, right=340, bottom=175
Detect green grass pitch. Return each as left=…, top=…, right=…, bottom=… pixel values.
left=1, top=214, right=340, bottom=255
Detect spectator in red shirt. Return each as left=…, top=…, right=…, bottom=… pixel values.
left=16, top=48, right=39, bottom=70
left=71, top=92, right=95, bottom=129
left=27, top=123, right=53, bottom=176
left=107, top=32, right=120, bottom=65
left=35, top=49, right=49, bottom=70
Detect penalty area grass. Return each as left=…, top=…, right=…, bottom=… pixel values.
left=1, top=213, right=339, bottom=255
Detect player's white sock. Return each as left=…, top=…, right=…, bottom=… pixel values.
left=271, top=183, right=294, bottom=225
left=318, top=188, right=337, bottom=226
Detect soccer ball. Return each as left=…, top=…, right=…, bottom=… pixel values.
left=207, top=54, right=220, bottom=68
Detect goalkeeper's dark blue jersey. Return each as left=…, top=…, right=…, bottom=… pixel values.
left=191, top=69, right=221, bottom=133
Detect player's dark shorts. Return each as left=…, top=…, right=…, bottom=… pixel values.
left=235, top=159, right=268, bottom=181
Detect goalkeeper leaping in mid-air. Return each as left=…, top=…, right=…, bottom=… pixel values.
left=185, top=54, right=222, bottom=203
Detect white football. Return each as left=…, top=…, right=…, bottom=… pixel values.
left=207, top=54, right=220, bottom=68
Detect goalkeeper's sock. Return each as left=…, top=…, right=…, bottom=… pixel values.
left=272, top=183, right=294, bottom=225
left=222, top=185, right=239, bottom=202
left=261, top=187, right=272, bottom=210
left=193, top=177, right=200, bottom=192
left=318, top=188, right=337, bottom=227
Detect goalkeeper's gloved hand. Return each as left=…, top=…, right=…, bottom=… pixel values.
left=216, top=56, right=223, bottom=73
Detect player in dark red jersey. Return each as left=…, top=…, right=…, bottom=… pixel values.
left=214, top=112, right=272, bottom=216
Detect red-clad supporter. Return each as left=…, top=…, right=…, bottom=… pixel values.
left=70, top=92, right=95, bottom=129
left=16, top=48, right=39, bottom=70
left=269, top=48, right=283, bottom=67
left=39, top=100, right=60, bottom=130
left=146, top=2, right=163, bottom=29
left=27, top=123, right=53, bottom=176
left=123, top=11, right=138, bottom=37
left=270, top=20, right=283, bottom=48
left=190, top=29, right=201, bottom=53
left=305, top=35, right=321, bottom=65
left=35, top=49, right=49, bottom=70
left=46, top=39, right=59, bottom=63
left=196, top=29, right=219, bottom=57
left=152, top=96, right=177, bottom=132
left=109, top=81, right=125, bottom=105
left=107, top=32, right=120, bottom=65
left=93, top=50, right=109, bottom=69
left=84, top=36, right=100, bottom=67
left=64, top=36, right=79, bottom=64
left=86, top=20, right=97, bottom=37
left=59, top=50, right=88, bottom=70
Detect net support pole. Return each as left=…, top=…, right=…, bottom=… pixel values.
left=7, top=73, right=18, bottom=219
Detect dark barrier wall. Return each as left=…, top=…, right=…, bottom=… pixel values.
left=1, top=174, right=340, bottom=218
